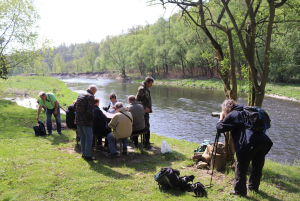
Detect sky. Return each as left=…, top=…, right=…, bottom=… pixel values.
left=38, top=0, right=177, bottom=47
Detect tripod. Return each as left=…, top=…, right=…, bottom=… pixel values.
left=208, top=131, right=235, bottom=188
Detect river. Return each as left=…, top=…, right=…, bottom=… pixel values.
left=58, top=77, right=300, bottom=163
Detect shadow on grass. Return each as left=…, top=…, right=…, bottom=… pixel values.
left=262, top=168, right=300, bottom=194
left=83, top=142, right=190, bottom=179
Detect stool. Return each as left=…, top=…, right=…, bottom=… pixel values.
left=131, top=131, right=148, bottom=152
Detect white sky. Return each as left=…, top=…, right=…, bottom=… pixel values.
left=38, top=0, right=177, bottom=47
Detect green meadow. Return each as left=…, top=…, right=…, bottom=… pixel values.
left=0, top=76, right=300, bottom=200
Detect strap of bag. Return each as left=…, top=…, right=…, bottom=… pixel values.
left=119, top=111, right=132, bottom=122
left=43, top=94, right=55, bottom=108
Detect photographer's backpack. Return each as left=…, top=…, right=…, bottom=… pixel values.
left=154, top=167, right=207, bottom=197
left=243, top=106, right=271, bottom=134
left=33, top=121, right=47, bottom=136
left=66, top=104, right=77, bottom=129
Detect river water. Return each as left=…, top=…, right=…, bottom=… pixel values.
left=59, top=77, right=300, bottom=163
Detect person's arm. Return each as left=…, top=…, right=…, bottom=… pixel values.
left=36, top=105, right=43, bottom=121
left=136, top=88, right=150, bottom=113
left=87, top=96, right=94, bottom=120
left=108, top=116, right=118, bottom=130
left=216, top=112, right=240, bottom=133
left=54, top=100, right=59, bottom=115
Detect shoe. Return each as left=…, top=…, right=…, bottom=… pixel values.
left=145, top=144, right=152, bottom=150
left=108, top=153, right=119, bottom=158
left=132, top=144, right=139, bottom=149
left=82, top=154, right=85, bottom=158
left=58, top=132, right=62, bottom=135
left=84, top=156, right=96, bottom=161
left=48, top=131, right=52, bottom=135
left=122, top=148, right=127, bottom=155
left=247, top=185, right=258, bottom=192
left=230, top=189, right=246, bottom=196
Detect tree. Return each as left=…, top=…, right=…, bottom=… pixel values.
left=150, top=0, right=299, bottom=107
left=0, top=0, right=44, bottom=79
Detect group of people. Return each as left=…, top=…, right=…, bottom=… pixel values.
left=36, top=76, right=154, bottom=161
left=36, top=76, right=273, bottom=196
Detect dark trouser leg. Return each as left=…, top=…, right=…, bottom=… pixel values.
left=104, top=137, right=109, bottom=147
left=46, top=108, right=53, bottom=134
left=53, top=104, right=61, bottom=133
left=234, top=158, right=250, bottom=195
left=144, top=113, right=150, bottom=145
left=248, top=143, right=268, bottom=191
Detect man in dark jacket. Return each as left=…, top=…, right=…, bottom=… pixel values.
left=74, top=85, right=97, bottom=161
left=93, top=98, right=110, bottom=150
left=136, top=76, right=154, bottom=149
left=216, top=99, right=273, bottom=196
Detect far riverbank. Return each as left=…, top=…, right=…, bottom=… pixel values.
left=51, top=72, right=300, bottom=102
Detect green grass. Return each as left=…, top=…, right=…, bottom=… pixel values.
left=1, top=100, right=300, bottom=200
left=1, top=75, right=300, bottom=200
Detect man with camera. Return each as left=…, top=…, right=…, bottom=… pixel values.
left=36, top=92, right=62, bottom=135
left=216, top=99, right=273, bottom=196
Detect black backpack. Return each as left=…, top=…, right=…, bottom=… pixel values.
left=154, top=167, right=194, bottom=191
left=33, top=121, right=47, bottom=136
left=66, top=104, right=77, bottom=129
left=242, top=106, right=271, bottom=133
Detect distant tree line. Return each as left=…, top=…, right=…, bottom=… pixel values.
left=12, top=7, right=300, bottom=84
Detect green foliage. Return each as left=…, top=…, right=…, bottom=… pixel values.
left=0, top=0, right=50, bottom=79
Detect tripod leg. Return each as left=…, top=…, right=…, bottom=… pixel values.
left=209, top=132, right=220, bottom=187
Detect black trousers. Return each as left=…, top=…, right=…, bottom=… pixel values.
left=144, top=113, right=150, bottom=145
left=234, top=142, right=269, bottom=195
left=131, top=126, right=149, bottom=146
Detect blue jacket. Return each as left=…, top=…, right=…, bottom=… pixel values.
left=216, top=104, right=273, bottom=162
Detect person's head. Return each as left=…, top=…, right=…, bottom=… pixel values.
left=109, top=93, right=117, bottom=102
left=38, top=92, right=47, bottom=100
left=143, top=76, right=154, bottom=88
left=128, top=95, right=136, bottom=103
left=88, top=85, right=97, bottom=95
left=94, top=98, right=100, bottom=106
left=115, top=102, right=124, bottom=110
left=221, top=99, right=238, bottom=117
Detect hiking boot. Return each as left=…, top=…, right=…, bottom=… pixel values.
left=247, top=185, right=258, bottom=193
left=230, top=189, right=246, bottom=196
left=145, top=144, right=152, bottom=150
left=84, top=156, right=96, bottom=161
left=122, top=148, right=127, bottom=155
left=108, top=153, right=119, bottom=158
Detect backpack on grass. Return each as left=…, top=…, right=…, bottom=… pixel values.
left=33, top=121, right=47, bottom=136
left=154, top=167, right=194, bottom=190
left=242, top=106, right=271, bottom=134
left=187, top=182, right=207, bottom=197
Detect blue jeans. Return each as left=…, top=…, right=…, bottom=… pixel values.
left=77, top=125, right=93, bottom=157
left=46, top=104, right=61, bottom=133
left=107, top=133, right=128, bottom=154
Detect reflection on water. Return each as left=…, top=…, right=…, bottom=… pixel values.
left=3, top=97, right=66, bottom=114
left=59, top=78, right=300, bottom=163
left=4, top=97, right=39, bottom=110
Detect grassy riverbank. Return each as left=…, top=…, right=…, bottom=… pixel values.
left=0, top=76, right=78, bottom=107
left=0, top=76, right=300, bottom=200
left=133, top=76, right=300, bottom=101
left=1, top=99, right=300, bottom=200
